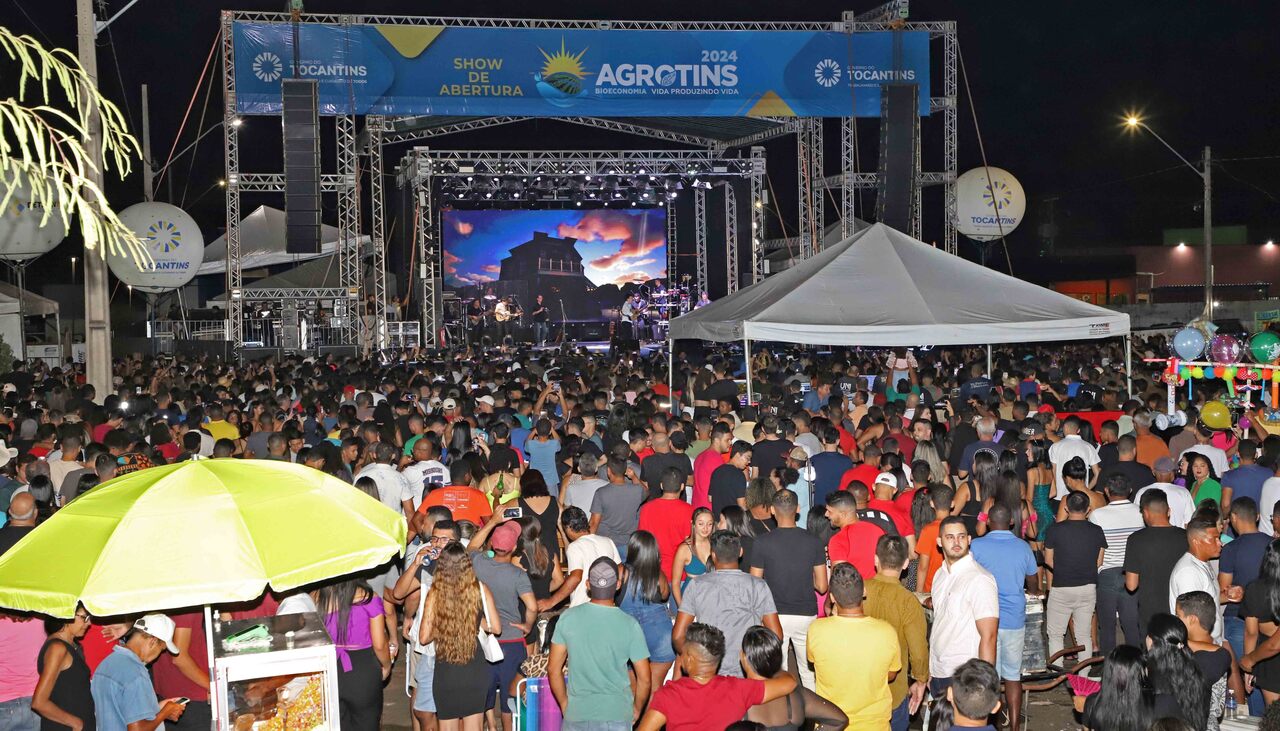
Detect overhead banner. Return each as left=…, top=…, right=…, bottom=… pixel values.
left=232, top=22, right=929, bottom=118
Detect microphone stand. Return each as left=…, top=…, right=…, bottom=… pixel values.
left=557, top=298, right=568, bottom=345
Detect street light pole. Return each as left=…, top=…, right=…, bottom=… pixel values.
left=1202, top=146, right=1212, bottom=319
left=76, top=0, right=112, bottom=395
left=1124, top=115, right=1213, bottom=319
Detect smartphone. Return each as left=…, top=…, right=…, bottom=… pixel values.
left=174, top=697, right=190, bottom=705
left=502, top=507, right=523, bottom=520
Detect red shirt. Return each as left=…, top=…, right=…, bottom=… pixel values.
left=894, top=487, right=918, bottom=516
left=868, top=497, right=914, bottom=536
left=634, top=448, right=655, bottom=463
left=692, top=448, right=725, bottom=511
left=828, top=521, right=886, bottom=580
left=649, top=675, right=765, bottom=731
left=836, top=426, right=857, bottom=457
left=418, top=485, right=493, bottom=525
left=151, top=612, right=209, bottom=702
left=638, top=498, right=694, bottom=579
left=840, top=464, right=881, bottom=492
left=92, top=423, right=116, bottom=444
left=883, top=431, right=916, bottom=463
left=82, top=623, right=116, bottom=674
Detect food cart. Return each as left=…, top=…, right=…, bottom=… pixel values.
left=210, top=612, right=340, bottom=731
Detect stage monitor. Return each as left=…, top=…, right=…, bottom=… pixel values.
left=441, top=208, right=668, bottom=325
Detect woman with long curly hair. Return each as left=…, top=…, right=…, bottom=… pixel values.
left=419, top=543, right=501, bottom=730
left=1146, top=613, right=1210, bottom=731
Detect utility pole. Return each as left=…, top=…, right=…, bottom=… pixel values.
left=1203, top=146, right=1213, bottom=319
left=141, top=84, right=154, bottom=201
left=76, top=0, right=112, bottom=396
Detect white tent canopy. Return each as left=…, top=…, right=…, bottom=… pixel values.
left=669, top=223, right=1129, bottom=346
left=198, top=205, right=368, bottom=276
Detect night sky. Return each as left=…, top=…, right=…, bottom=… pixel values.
left=6, top=0, right=1279, bottom=287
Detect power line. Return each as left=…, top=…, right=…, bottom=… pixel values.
left=9, top=0, right=53, bottom=46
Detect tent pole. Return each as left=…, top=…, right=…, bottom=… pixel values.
left=986, top=345, right=992, bottom=378
left=1124, top=335, right=1133, bottom=397
left=668, top=337, right=676, bottom=415
left=744, top=336, right=754, bottom=406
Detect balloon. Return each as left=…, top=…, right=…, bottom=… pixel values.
left=1210, top=334, right=1243, bottom=364
left=1250, top=332, right=1280, bottom=364
left=1201, top=401, right=1232, bottom=430
left=1173, top=327, right=1207, bottom=361
left=107, top=202, right=204, bottom=293
left=1206, top=367, right=1217, bottom=379
left=1193, top=367, right=1205, bottom=379
left=1266, top=369, right=1275, bottom=380
left=1273, top=371, right=1280, bottom=384
left=1180, top=367, right=1192, bottom=380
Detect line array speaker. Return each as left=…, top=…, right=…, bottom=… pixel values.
left=282, top=78, right=321, bottom=254
left=875, top=83, right=921, bottom=233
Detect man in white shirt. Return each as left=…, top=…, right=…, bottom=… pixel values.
left=1134, top=457, right=1197, bottom=529
left=1257, top=470, right=1280, bottom=537
left=1049, top=417, right=1100, bottom=498
left=537, top=506, right=620, bottom=610
left=929, top=516, right=999, bottom=696
left=1178, top=426, right=1230, bottom=479
left=400, top=437, right=448, bottom=511
left=1167, top=516, right=1243, bottom=644
left=1089, top=473, right=1145, bottom=653
left=355, top=442, right=415, bottom=519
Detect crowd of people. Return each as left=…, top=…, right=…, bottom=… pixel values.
left=2, top=335, right=1280, bottom=730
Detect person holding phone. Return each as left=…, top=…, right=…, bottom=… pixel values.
left=90, top=615, right=187, bottom=731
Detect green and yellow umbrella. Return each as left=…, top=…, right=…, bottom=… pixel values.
left=0, top=459, right=406, bottom=618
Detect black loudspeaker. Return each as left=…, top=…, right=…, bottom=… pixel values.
left=282, top=79, right=321, bottom=255
left=280, top=300, right=300, bottom=350
left=875, top=83, right=920, bottom=233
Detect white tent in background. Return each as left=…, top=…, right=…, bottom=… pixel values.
left=0, top=282, right=60, bottom=364
left=667, top=223, right=1132, bottom=400
left=197, top=205, right=369, bottom=276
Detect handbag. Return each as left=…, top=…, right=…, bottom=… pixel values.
left=477, top=591, right=504, bottom=663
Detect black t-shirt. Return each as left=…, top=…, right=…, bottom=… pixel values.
left=1096, top=461, right=1156, bottom=492
left=487, top=444, right=521, bottom=473
left=704, top=379, right=739, bottom=408
left=1043, top=519, right=1107, bottom=587
left=640, top=451, right=692, bottom=500
left=0, top=525, right=35, bottom=556
left=1098, top=443, right=1119, bottom=469
left=708, top=463, right=747, bottom=517
left=1122, top=526, right=1189, bottom=626
left=858, top=508, right=900, bottom=537
left=752, top=439, right=793, bottom=480
left=748, top=527, right=826, bottom=615
left=1243, top=580, right=1279, bottom=624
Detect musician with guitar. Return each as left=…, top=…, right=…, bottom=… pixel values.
left=494, top=296, right=523, bottom=344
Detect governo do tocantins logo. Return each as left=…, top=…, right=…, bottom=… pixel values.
left=814, top=59, right=842, bottom=88
left=982, top=179, right=1013, bottom=210
left=144, top=220, right=182, bottom=254
left=253, top=51, right=283, bottom=83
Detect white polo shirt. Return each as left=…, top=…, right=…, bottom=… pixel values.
left=929, top=553, right=999, bottom=679
left=1168, top=551, right=1223, bottom=643
left=1049, top=434, right=1101, bottom=498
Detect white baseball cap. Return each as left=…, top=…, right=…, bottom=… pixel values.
left=873, top=472, right=898, bottom=489
left=441, top=398, right=458, bottom=411
left=476, top=395, right=495, bottom=407
left=132, top=614, right=179, bottom=654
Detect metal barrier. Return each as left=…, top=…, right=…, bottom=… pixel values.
left=151, top=318, right=420, bottom=354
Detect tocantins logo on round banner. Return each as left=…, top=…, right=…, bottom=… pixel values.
left=535, top=39, right=591, bottom=108
left=983, top=179, right=1014, bottom=211
left=253, top=51, right=283, bottom=83
left=814, top=59, right=842, bottom=88
left=109, top=202, right=205, bottom=294
left=145, top=219, right=183, bottom=254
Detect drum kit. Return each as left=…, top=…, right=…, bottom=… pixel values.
left=633, top=276, right=699, bottom=341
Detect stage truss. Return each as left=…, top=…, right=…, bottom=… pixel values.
left=221, top=7, right=957, bottom=357
left=398, top=148, right=764, bottom=348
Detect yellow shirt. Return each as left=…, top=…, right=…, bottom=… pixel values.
left=205, top=419, right=239, bottom=443
left=807, top=614, right=901, bottom=729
